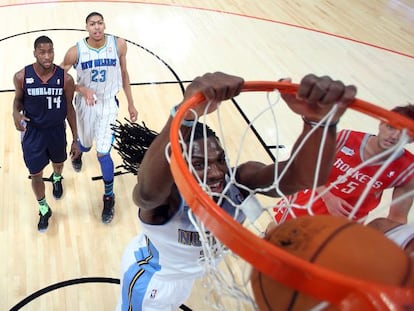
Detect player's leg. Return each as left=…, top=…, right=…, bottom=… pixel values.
left=140, top=276, right=194, bottom=311
left=22, top=127, right=52, bottom=231
left=95, top=97, right=119, bottom=223
left=117, top=234, right=145, bottom=311
left=48, top=124, right=67, bottom=199
left=30, top=173, right=52, bottom=232
left=72, top=94, right=94, bottom=172
left=117, top=234, right=194, bottom=311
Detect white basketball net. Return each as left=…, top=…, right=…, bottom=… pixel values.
left=167, top=89, right=414, bottom=310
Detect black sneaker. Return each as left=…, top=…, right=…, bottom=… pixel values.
left=102, top=194, right=115, bottom=224
left=72, top=153, right=83, bottom=172
left=38, top=208, right=52, bottom=232
left=51, top=174, right=63, bottom=199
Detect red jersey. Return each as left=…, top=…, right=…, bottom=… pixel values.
left=275, top=130, right=414, bottom=221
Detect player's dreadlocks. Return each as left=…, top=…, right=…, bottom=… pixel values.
left=111, top=118, right=159, bottom=175
left=111, top=119, right=219, bottom=177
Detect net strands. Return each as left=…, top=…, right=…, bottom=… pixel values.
left=168, top=81, right=414, bottom=310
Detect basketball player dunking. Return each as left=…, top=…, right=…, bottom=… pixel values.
left=116, top=72, right=357, bottom=310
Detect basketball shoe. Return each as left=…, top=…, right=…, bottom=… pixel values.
left=102, top=194, right=115, bottom=224
left=38, top=208, right=52, bottom=232
left=72, top=153, right=83, bottom=172
left=51, top=174, right=63, bottom=199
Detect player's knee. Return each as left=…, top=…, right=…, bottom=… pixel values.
left=30, top=172, right=43, bottom=182
left=75, top=138, right=90, bottom=152
left=97, top=153, right=112, bottom=162
left=79, top=143, right=91, bottom=152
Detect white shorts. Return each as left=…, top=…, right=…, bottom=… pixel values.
left=115, top=234, right=195, bottom=311
left=74, top=94, right=119, bottom=154
left=385, top=223, right=414, bottom=250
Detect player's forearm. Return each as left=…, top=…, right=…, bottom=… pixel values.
left=387, top=204, right=411, bottom=224
left=133, top=117, right=178, bottom=209
left=67, top=121, right=78, bottom=142
left=66, top=111, right=78, bottom=141
left=388, top=186, right=414, bottom=224
left=122, top=73, right=135, bottom=106
left=286, top=122, right=337, bottom=191
left=12, top=99, right=23, bottom=115
left=74, top=84, right=88, bottom=95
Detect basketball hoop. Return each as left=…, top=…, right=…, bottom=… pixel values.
left=169, top=81, right=414, bottom=310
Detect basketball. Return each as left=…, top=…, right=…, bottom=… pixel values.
left=251, top=215, right=414, bottom=311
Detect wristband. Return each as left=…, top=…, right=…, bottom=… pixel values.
left=302, top=116, right=339, bottom=128
left=170, top=105, right=195, bottom=127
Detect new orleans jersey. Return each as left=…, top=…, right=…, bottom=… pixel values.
left=74, top=35, right=122, bottom=100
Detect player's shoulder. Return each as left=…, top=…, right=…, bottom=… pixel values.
left=14, top=67, right=25, bottom=78
left=63, top=44, right=79, bottom=61
left=338, top=129, right=357, bottom=136
left=339, top=129, right=366, bottom=136
left=54, top=64, right=73, bottom=82
left=337, top=129, right=365, bottom=142
left=65, top=43, right=78, bottom=53
left=114, top=35, right=126, bottom=43
left=115, top=36, right=127, bottom=51
left=403, top=148, right=414, bottom=160
left=13, top=66, right=27, bottom=82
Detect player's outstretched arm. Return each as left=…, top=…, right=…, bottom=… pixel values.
left=237, top=74, right=356, bottom=196
left=133, top=72, right=244, bottom=211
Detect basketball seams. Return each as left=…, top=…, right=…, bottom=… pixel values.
left=252, top=216, right=414, bottom=310
left=307, top=222, right=355, bottom=263
left=287, top=291, right=300, bottom=311
left=306, top=221, right=412, bottom=287
left=400, top=254, right=413, bottom=286
left=288, top=222, right=355, bottom=311
left=257, top=272, right=273, bottom=311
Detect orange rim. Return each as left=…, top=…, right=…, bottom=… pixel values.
left=169, top=81, right=414, bottom=310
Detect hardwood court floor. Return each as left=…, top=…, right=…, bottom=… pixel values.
left=0, top=1, right=413, bottom=310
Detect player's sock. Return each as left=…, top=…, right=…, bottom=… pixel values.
left=52, top=172, right=62, bottom=182
left=38, top=197, right=49, bottom=215
left=98, top=153, right=114, bottom=197
left=104, top=180, right=114, bottom=197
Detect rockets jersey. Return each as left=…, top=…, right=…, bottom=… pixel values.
left=139, top=184, right=246, bottom=279
left=74, top=35, right=122, bottom=100
left=277, top=130, right=414, bottom=220
left=22, top=64, right=66, bottom=128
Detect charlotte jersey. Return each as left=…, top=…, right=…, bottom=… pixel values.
left=74, top=35, right=122, bottom=100
left=275, top=130, right=414, bottom=220
left=22, top=64, right=66, bottom=128
left=138, top=184, right=246, bottom=279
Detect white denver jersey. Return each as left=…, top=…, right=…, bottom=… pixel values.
left=74, top=35, right=122, bottom=100
left=139, top=184, right=246, bottom=279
